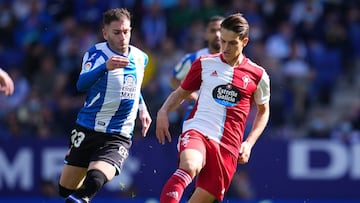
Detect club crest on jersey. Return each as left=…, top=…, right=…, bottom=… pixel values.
left=212, top=83, right=241, bottom=107
left=242, top=75, right=251, bottom=89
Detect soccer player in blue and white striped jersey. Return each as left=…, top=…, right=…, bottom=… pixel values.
left=59, top=8, right=152, bottom=203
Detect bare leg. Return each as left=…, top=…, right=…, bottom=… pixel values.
left=188, top=187, right=216, bottom=203
left=88, top=160, right=116, bottom=181
left=59, top=165, right=87, bottom=190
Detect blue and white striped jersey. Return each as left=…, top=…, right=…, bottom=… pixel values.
left=173, top=48, right=210, bottom=121
left=173, top=48, right=209, bottom=81
left=76, top=42, right=148, bottom=139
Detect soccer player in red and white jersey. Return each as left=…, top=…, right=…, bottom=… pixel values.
left=156, top=13, right=270, bottom=203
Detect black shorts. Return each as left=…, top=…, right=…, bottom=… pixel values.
left=64, top=125, right=132, bottom=175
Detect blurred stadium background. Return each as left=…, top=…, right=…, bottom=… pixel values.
left=0, top=0, right=359, bottom=202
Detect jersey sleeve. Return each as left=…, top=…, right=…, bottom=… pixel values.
left=139, top=52, right=148, bottom=109
left=180, top=58, right=202, bottom=91
left=253, top=70, right=270, bottom=104
left=76, top=49, right=108, bottom=92
left=138, top=92, right=148, bottom=111
left=143, top=53, right=149, bottom=68
left=173, top=53, right=194, bottom=81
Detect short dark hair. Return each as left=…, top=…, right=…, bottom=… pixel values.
left=207, top=15, right=225, bottom=24
left=102, top=8, right=131, bottom=26
left=221, top=13, right=249, bottom=40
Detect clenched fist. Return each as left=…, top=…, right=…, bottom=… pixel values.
left=106, top=55, right=130, bottom=70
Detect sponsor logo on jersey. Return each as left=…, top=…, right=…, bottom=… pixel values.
left=120, top=75, right=137, bottom=99
left=212, top=83, right=241, bottom=106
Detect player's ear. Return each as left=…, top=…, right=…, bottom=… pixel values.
left=242, top=37, right=249, bottom=47
left=102, top=28, right=108, bottom=40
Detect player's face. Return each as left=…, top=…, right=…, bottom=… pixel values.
left=205, top=20, right=222, bottom=53
left=103, top=19, right=131, bottom=54
left=220, top=28, right=249, bottom=66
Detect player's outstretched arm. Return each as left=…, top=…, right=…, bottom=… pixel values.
left=170, top=76, right=181, bottom=90
left=238, top=102, right=270, bottom=164
left=138, top=93, right=152, bottom=137
left=156, top=87, right=191, bottom=144
left=138, top=108, right=152, bottom=137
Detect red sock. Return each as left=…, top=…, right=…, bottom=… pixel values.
left=160, top=168, right=193, bottom=203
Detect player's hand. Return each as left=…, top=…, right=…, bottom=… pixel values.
left=0, top=68, right=14, bottom=96
left=106, top=55, right=130, bottom=70
left=156, top=109, right=171, bottom=145
left=238, top=141, right=252, bottom=164
left=139, top=109, right=152, bottom=137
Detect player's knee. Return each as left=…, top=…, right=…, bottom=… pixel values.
left=58, top=184, right=75, bottom=198
left=180, top=161, right=202, bottom=176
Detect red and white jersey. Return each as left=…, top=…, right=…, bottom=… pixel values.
left=181, top=53, right=270, bottom=156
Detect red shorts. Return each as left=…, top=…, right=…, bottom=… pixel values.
left=177, top=129, right=238, bottom=201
